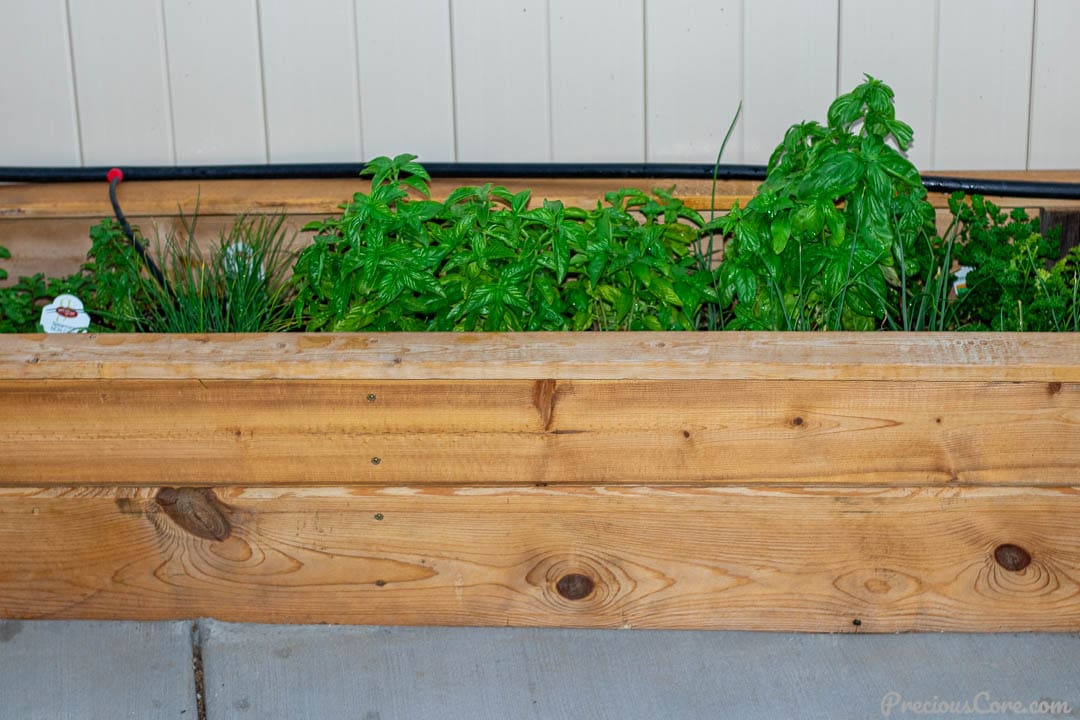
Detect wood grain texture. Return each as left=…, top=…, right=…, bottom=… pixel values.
left=0, top=177, right=758, bottom=220
left=0, top=175, right=1068, bottom=285
left=2, top=333, right=1079, bottom=382
left=0, top=377, right=1076, bottom=487
left=1, top=484, right=1078, bottom=631
left=5, top=174, right=1078, bottom=222
left=0, top=214, right=320, bottom=290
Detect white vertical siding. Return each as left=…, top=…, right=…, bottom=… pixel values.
left=549, top=0, right=645, bottom=162
left=742, top=0, right=839, bottom=165
left=645, top=0, right=743, bottom=163
left=355, top=0, right=456, bottom=162
left=2, top=0, right=1078, bottom=170
left=162, top=0, right=267, bottom=164
left=68, top=0, right=174, bottom=165
left=0, top=0, right=81, bottom=165
left=1028, top=0, right=1080, bottom=170
left=451, top=0, right=550, bottom=162
left=838, top=0, right=938, bottom=169
left=934, top=0, right=1034, bottom=170
left=259, top=0, right=362, bottom=163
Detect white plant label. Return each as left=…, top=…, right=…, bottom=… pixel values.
left=223, top=242, right=265, bottom=282
left=40, top=294, right=91, bottom=333
left=953, top=266, right=973, bottom=296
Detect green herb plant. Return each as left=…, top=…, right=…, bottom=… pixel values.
left=949, top=194, right=1074, bottom=331
left=710, top=76, right=939, bottom=330
left=292, top=154, right=720, bottom=332
left=139, top=212, right=297, bottom=333
left=0, top=220, right=144, bottom=333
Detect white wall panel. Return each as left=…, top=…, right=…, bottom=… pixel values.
left=163, top=0, right=267, bottom=164
left=259, top=0, right=361, bottom=163
left=645, top=0, right=743, bottom=163
left=549, top=0, right=645, bottom=162
left=356, top=0, right=456, bottom=163
left=743, top=0, right=839, bottom=165
left=935, top=0, right=1033, bottom=170
left=69, top=0, right=174, bottom=166
left=5, top=0, right=1079, bottom=171
left=839, top=0, right=937, bottom=170
left=1028, top=0, right=1080, bottom=169
left=451, top=0, right=550, bottom=162
left=0, top=0, right=81, bottom=165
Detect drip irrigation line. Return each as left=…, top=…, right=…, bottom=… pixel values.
left=106, top=168, right=167, bottom=288
left=2, top=163, right=1080, bottom=201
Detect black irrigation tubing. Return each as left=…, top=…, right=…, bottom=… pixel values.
left=3, top=162, right=1080, bottom=200
left=106, top=169, right=167, bottom=288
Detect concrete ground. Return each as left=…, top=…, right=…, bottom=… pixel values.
left=0, top=621, right=1077, bottom=720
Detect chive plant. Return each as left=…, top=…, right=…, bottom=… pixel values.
left=139, top=212, right=296, bottom=333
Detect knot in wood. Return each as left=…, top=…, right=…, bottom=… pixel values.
left=555, top=573, right=596, bottom=601
left=156, top=488, right=232, bottom=542
left=993, top=543, right=1032, bottom=572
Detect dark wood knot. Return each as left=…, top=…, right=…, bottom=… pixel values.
left=994, top=543, right=1032, bottom=572
left=156, top=488, right=232, bottom=541
left=555, top=573, right=596, bottom=601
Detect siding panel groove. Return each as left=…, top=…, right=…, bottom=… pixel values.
left=1, top=2, right=1076, bottom=170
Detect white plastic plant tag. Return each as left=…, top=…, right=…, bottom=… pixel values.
left=223, top=242, right=265, bottom=282
left=40, top=294, right=91, bottom=333
left=952, top=266, right=973, bottom=296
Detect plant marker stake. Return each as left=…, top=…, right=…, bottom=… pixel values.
left=107, top=167, right=167, bottom=289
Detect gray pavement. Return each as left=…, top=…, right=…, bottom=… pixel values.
left=1, top=620, right=1077, bottom=720
left=0, top=620, right=197, bottom=719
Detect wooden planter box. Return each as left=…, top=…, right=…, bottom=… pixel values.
left=1, top=177, right=1079, bottom=632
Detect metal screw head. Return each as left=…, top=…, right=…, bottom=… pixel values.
left=367, top=394, right=376, bottom=402
left=371, top=457, right=381, bottom=466
left=374, top=513, right=384, bottom=521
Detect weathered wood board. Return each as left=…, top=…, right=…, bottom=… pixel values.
left=3, top=172, right=1079, bottom=284
left=0, top=485, right=1076, bottom=632
left=2, top=173, right=1079, bottom=631
left=0, top=332, right=1077, bottom=630
left=0, top=376, right=1076, bottom=487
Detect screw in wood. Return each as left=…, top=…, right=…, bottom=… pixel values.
left=367, top=394, right=377, bottom=402
left=374, top=513, right=384, bottom=521
left=555, top=573, right=596, bottom=601
left=371, top=457, right=381, bottom=465
left=993, top=543, right=1032, bottom=572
